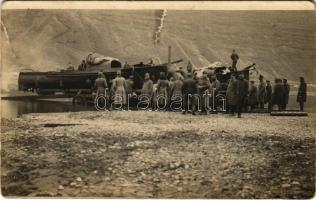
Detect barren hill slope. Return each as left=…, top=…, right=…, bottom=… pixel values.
left=1, top=10, right=315, bottom=91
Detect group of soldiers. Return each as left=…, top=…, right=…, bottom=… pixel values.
left=227, top=75, right=307, bottom=114
left=246, top=75, right=290, bottom=111
left=93, top=49, right=308, bottom=115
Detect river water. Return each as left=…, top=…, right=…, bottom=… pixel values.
left=1, top=94, right=315, bottom=118
left=1, top=99, right=95, bottom=118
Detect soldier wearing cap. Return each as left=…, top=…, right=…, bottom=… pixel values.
left=182, top=73, right=198, bottom=115
left=141, top=73, right=154, bottom=106
left=258, top=75, right=266, bottom=109
left=112, top=71, right=127, bottom=109
left=125, top=75, right=134, bottom=97
left=236, top=73, right=248, bottom=118
left=197, top=71, right=211, bottom=114
left=265, top=80, right=272, bottom=110
left=297, top=77, right=307, bottom=111
left=271, top=78, right=285, bottom=111
left=230, top=49, right=239, bottom=72
left=282, top=79, right=290, bottom=110
left=95, top=72, right=108, bottom=96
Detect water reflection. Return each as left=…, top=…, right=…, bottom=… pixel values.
left=1, top=100, right=95, bottom=118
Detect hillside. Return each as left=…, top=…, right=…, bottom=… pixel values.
left=1, top=10, right=315, bottom=92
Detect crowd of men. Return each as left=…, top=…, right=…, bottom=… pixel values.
left=94, top=50, right=308, bottom=116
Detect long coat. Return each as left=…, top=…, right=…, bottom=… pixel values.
left=182, top=78, right=198, bottom=95
left=265, top=84, right=272, bottom=103
left=226, top=78, right=238, bottom=106
left=248, top=85, right=258, bottom=106
left=170, top=79, right=183, bottom=98
left=236, top=79, right=249, bottom=105
left=156, top=79, right=169, bottom=105
left=141, top=79, right=153, bottom=99
left=112, top=76, right=127, bottom=104
left=258, top=80, right=266, bottom=104
left=283, top=83, right=290, bottom=104
left=297, top=82, right=307, bottom=102
left=125, top=79, right=134, bottom=95
left=95, top=77, right=108, bottom=96
left=272, top=83, right=285, bottom=105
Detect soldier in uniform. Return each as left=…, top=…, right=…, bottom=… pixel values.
left=78, top=60, right=87, bottom=71
left=258, top=75, right=266, bottom=109
left=248, top=81, right=258, bottom=111
left=169, top=75, right=184, bottom=111
left=141, top=73, right=154, bottom=108
left=187, top=61, right=193, bottom=73
left=170, top=75, right=184, bottom=98
left=226, top=75, right=238, bottom=115
left=210, top=75, right=221, bottom=111
left=230, top=49, right=239, bottom=71
left=156, top=72, right=169, bottom=108
left=271, top=78, right=285, bottom=111
left=112, top=71, right=127, bottom=109
left=236, top=74, right=249, bottom=118
left=197, top=71, right=211, bottom=114
left=282, top=79, right=290, bottom=110
left=168, top=76, right=175, bottom=96
left=182, top=73, right=198, bottom=115
left=265, top=80, right=272, bottom=110
left=125, top=75, right=134, bottom=98
left=95, top=72, right=108, bottom=96
left=94, top=72, right=108, bottom=108
left=297, top=77, right=307, bottom=111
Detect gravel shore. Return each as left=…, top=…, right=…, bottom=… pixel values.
left=1, top=111, right=315, bottom=198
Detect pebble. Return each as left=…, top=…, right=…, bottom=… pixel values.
left=58, top=185, right=64, bottom=190
left=70, top=182, right=77, bottom=187
left=292, top=181, right=300, bottom=185
left=76, top=177, right=82, bottom=182
left=93, top=170, right=98, bottom=174
left=282, top=184, right=291, bottom=188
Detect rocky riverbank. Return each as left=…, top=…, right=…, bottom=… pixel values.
left=1, top=111, right=315, bottom=198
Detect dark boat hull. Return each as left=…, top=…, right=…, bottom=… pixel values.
left=18, top=65, right=168, bottom=95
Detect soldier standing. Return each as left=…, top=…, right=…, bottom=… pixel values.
left=78, top=60, right=87, bottom=71
left=156, top=72, right=169, bottom=108
left=258, top=75, right=266, bottom=109
left=271, top=79, right=285, bottom=111
left=125, top=75, right=134, bottom=98
left=141, top=73, right=154, bottom=108
left=197, top=72, right=211, bottom=114
left=297, top=77, right=307, bottom=111
left=236, top=74, right=249, bottom=118
left=170, top=75, right=184, bottom=98
left=95, top=72, right=108, bottom=96
left=265, top=80, right=272, bottom=110
left=248, top=81, right=258, bottom=111
left=94, top=72, right=108, bottom=108
left=226, top=75, right=238, bottom=115
left=282, top=79, right=290, bottom=110
left=230, top=49, right=239, bottom=71
left=168, top=76, right=175, bottom=97
left=112, top=71, right=127, bottom=109
left=169, top=75, right=184, bottom=111
left=210, top=75, right=221, bottom=111
left=182, top=73, right=198, bottom=115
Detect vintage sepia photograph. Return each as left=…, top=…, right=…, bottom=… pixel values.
left=1, top=1, right=315, bottom=198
